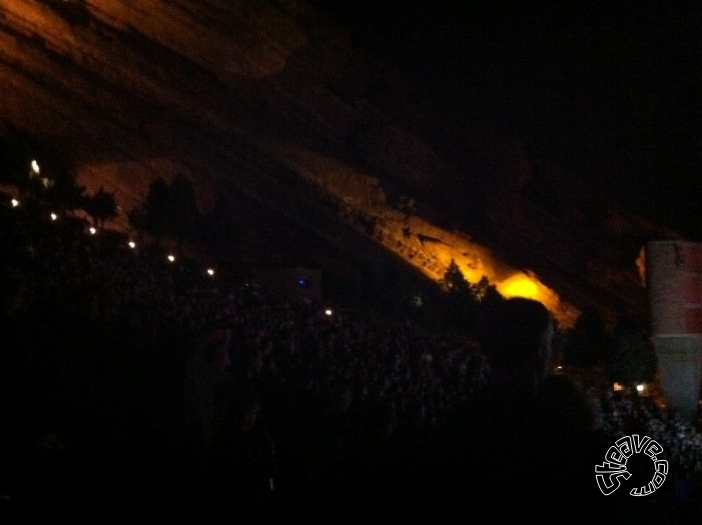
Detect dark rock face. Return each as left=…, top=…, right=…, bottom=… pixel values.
left=0, top=1, right=680, bottom=327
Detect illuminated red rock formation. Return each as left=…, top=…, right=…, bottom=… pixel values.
left=0, top=1, right=680, bottom=327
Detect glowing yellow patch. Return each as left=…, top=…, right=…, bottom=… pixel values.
left=498, top=274, right=539, bottom=300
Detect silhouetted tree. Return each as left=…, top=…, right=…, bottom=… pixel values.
left=22, top=171, right=48, bottom=207
left=606, top=315, right=657, bottom=390
left=168, top=174, right=200, bottom=244
left=197, top=192, right=243, bottom=266
left=441, top=259, right=471, bottom=296
left=44, top=169, right=86, bottom=218
left=129, top=176, right=171, bottom=241
left=0, top=131, right=37, bottom=188
left=471, top=275, right=504, bottom=309
left=83, top=186, right=118, bottom=229
left=565, top=305, right=610, bottom=368
left=129, top=175, right=201, bottom=246
left=440, top=259, right=481, bottom=333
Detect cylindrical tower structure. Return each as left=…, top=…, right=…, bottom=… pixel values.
left=646, top=240, right=702, bottom=421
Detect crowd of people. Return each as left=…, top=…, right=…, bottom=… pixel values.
left=2, top=199, right=702, bottom=522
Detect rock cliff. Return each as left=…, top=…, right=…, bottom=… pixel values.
left=0, top=0, right=681, bottom=327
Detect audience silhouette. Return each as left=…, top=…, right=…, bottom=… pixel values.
left=410, top=297, right=677, bottom=523
left=0, top=200, right=699, bottom=522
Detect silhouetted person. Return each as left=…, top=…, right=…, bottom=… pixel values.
left=428, top=297, right=677, bottom=523
left=183, top=321, right=232, bottom=450
left=403, top=298, right=603, bottom=520
left=209, top=377, right=275, bottom=519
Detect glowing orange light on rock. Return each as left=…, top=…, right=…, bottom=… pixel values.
left=498, top=274, right=539, bottom=300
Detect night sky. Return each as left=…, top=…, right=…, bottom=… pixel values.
left=311, top=1, right=701, bottom=239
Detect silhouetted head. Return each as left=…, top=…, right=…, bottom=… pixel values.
left=537, top=373, right=597, bottom=434
left=478, top=297, right=554, bottom=390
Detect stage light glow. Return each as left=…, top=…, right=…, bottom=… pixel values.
left=498, top=274, right=539, bottom=300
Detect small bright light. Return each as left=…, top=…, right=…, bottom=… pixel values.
left=11, top=198, right=19, bottom=207
left=128, top=241, right=136, bottom=249
left=613, top=382, right=626, bottom=392
left=557, top=366, right=562, bottom=370
left=324, top=309, right=333, bottom=316
left=50, top=213, right=58, bottom=221
left=636, top=384, right=645, bottom=392
left=207, top=268, right=215, bottom=276
left=167, top=254, right=175, bottom=263
left=31, top=160, right=40, bottom=174
left=89, top=227, right=97, bottom=235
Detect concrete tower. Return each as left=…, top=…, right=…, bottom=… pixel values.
left=646, top=240, right=702, bottom=421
